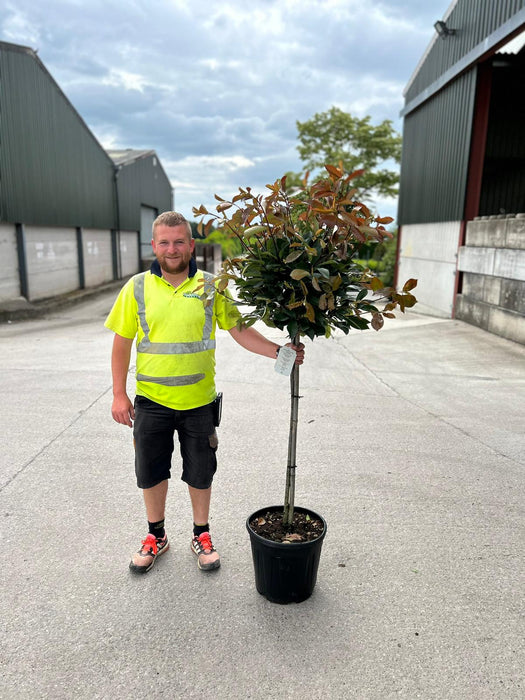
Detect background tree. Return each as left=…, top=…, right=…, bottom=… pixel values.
left=190, top=221, right=205, bottom=239
left=354, top=230, right=399, bottom=288
left=294, top=106, right=401, bottom=202
left=198, top=226, right=243, bottom=259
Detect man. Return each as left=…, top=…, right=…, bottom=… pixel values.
left=105, top=211, right=304, bottom=574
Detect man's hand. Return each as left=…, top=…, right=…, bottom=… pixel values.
left=285, top=341, right=305, bottom=365
left=228, top=325, right=306, bottom=364
left=111, top=393, right=135, bottom=428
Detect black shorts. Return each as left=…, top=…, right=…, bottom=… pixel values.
left=133, top=396, right=218, bottom=490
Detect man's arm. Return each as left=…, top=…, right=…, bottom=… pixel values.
left=228, top=325, right=304, bottom=364
left=111, top=333, right=135, bottom=427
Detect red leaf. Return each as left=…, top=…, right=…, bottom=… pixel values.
left=402, top=278, right=418, bottom=292
left=371, top=313, right=384, bottom=331
left=325, top=164, right=343, bottom=179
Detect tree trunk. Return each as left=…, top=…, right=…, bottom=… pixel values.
left=283, top=333, right=300, bottom=527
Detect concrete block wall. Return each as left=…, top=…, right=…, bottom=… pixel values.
left=0, top=222, right=140, bottom=305
left=456, top=214, right=525, bottom=345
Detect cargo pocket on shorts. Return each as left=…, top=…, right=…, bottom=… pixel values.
left=208, top=430, right=218, bottom=450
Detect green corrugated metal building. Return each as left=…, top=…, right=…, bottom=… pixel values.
left=0, top=40, right=173, bottom=303
left=397, top=0, right=525, bottom=344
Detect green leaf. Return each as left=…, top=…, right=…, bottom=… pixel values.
left=291, top=269, right=310, bottom=280
left=284, top=250, right=304, bottom=264
left=287, top=320, right=298, bottom=339
left=244, top=225, right=266, bottom=236
left=305, top=302, right=315, bottom=322
left=356, top=288, right=368, bottom=301
left=332, top=275, right=342, bottom=291
left=312, top=276, right=322, bottom=292
left=347, top=316, right=370, bottom=330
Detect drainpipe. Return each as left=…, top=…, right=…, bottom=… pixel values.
left=113, top=164, right=122, bottom=279
left=15, top=223, right=29, bottom=299
left=394, top=225, right=402, bottom=290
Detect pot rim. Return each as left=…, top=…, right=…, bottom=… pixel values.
left=246, top=505, right=327, bottom=548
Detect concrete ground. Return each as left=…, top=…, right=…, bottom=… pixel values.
left=0, top=290, right=524, bottom=699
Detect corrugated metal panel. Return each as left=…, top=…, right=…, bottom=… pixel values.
left=115, top=153, right=173, bottom=232
left=0, top=42, right=115, bottom=228
left=398, top=69, right=477, bottom=225
left=405, top=0, right=524, bottom=105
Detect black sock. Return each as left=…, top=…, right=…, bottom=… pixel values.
left=148, top=519, right=165, bottom=539
left=193, top=522, right=209, bottom=537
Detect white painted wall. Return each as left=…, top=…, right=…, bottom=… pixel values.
left=0, top=224, right=21, bottom=301
left=82, top=229, right=113, bottom=287
left=398, top=221, right=461, bottom=317
left=24, top=226, right=79, bottom=301
left=120, top=231, right=139, bottom=278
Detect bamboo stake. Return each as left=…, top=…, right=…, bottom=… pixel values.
left=283, top=333, right=300, bottom=527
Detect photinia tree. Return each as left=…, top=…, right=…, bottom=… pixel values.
left=194, top=165, right=417, bottom=529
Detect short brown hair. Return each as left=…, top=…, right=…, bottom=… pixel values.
left=152, top=211, right=192, bottom=238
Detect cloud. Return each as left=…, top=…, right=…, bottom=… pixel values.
left=1, top=5, right=41, bottom=45
left=0, top=0, right=453, bottom=222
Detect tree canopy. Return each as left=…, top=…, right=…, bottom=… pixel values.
left=293, top=106, right=402, bottom=202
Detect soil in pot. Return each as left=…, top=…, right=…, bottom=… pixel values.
left=249, top=509, right=324, bottom=543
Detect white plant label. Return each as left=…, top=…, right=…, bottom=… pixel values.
left=274, top=346, right=296, bottom=376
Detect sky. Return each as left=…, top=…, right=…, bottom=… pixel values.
left=0, top=0, right=454, bottom=222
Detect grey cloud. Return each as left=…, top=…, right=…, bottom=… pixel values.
left=1, top=0, right=452, bottom=220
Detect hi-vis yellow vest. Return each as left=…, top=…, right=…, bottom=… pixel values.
left=105, top=268, right=240, bottom=410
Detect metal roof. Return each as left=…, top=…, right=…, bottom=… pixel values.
left=107, top=149, right=155, bottom=166
left=401, top=1, right=525, bottom=117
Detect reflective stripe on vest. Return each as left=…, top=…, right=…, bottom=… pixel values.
left=133, top=272, right=216, bottom=386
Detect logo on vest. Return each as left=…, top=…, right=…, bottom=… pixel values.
left=183, top=293, right=203, bottom=299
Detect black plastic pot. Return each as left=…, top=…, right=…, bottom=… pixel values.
left=246, top=505, right=327, bottom=604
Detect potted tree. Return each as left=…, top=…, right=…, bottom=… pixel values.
left=193, top=165, right=417, bottom=603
